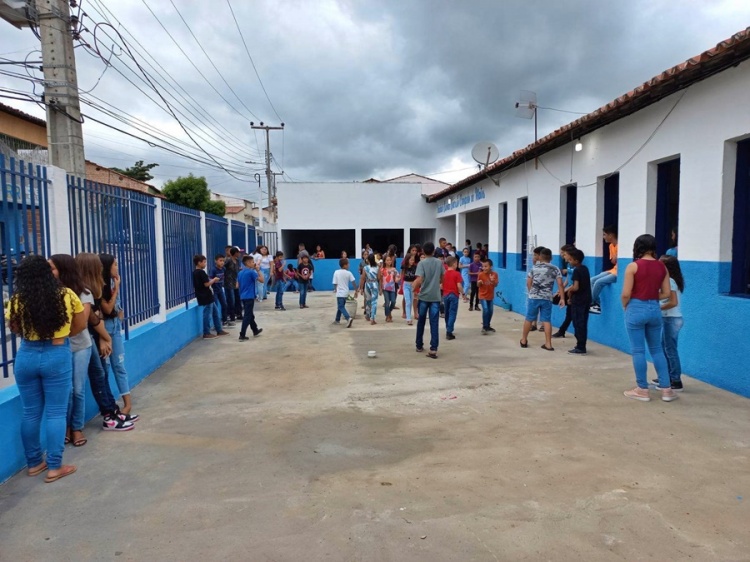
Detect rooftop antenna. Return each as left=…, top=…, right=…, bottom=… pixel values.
left=471, top=141, right=500, bottom=186
left=515, top=90, right=538, bottom=168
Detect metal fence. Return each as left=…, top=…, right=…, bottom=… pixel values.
left=0, top=156, right=51, bottom=378
left=230, top=220, right=246, bottom=250
left=68, top=177, right=160, bottom=336
left=246, top=225, right=256, bottom=253
left=205, top=213, right=228, bottom=260
left=162, top=201, right=201, bottom=309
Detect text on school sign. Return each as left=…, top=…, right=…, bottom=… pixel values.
left=437, top=187, right=486, bottom=214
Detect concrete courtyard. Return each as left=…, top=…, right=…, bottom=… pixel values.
left=1, top=292, right=748, bottom=561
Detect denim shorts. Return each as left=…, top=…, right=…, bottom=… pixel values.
left=526, top=298, right=552, bottom=322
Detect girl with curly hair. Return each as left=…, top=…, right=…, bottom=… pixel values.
left=99, top=253, right=137, bottom=416
left=620, top=234, right=676, bottom=403
left=76, top=253, right=135, bottom=431
left=6, top=255, right=86, bottom=482
left=49, top=254, right=108, bottom=448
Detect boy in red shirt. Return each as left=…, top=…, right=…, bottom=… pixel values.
left=477, top=258, right=499, bottom=334
left=442, top=256, right=465, bottom=340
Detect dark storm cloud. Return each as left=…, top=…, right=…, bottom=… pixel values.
left=1, top=0, right=748, bottom=193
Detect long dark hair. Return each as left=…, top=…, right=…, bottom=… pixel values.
left=632, top=234, right=657, bottom=260
left=99, top=253, right=116, bottom=301
left=50, top=254, right=86, bottom=296
left=8, top=255, right=69, bottom=340
left=660, top=255, right=685, bottom=292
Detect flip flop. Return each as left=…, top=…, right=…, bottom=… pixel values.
left=44, top=465, right=77, bottom=483
left=27, top=462, right=47, bottom=477
left=519, top=340, right=528, bottom=348
left=72, top=437, right=87, bottom=447
left=541, top=345, right=555, bottom=351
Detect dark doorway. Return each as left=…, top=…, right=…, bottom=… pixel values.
left=361, top=229, right=405, bottom=255
left=656, top=158, right=680, bottom=256
left=519, top=197, right=528, bottom=270
left=731, top=139, right=750, bottom=295
left=602, top=174, right=619, bottom=271
left=410, top=228, right=436, bottom=248
left=499, top=202, right=508, bottom=268
left=282, top=229, right=355, bottom=259
left=565, top=184, right=577, bottom=245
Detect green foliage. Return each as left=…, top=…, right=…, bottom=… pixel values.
left=161, top=174, right=226, bottom=217
left=111, top=160, right=159, bottom=182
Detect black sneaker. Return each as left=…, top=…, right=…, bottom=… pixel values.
left=103, top=414, right=134, bottom=431
left=568, top=348, right=587, bottom=355
left=651, top=378, right=684, bottom=392
left=486, top=327, right=496, bottom=333
left=253, top=328, right=263, bottom=337
left=347, top=318, right=354, bottom=328
left=115, top=409, right=139, bottom=423
left=552, top=331, right=565, bottom=338
left=238, top=336, right=249, bottom=341
left=589, top=304, right=601, bottom=314
left=446, top=332, right=456, bottom=340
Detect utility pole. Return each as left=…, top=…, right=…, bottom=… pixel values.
left=250, top=121, right=284, bottom=222
left=35, top=0, right=86, bottom=176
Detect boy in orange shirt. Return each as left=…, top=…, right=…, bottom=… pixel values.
left=590, top=225, right=618, bottom=314
left=477, top=258, right=499, bottom=334
left=442, top=256, right=464, bottom=340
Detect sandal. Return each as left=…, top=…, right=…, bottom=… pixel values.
left=44, top=464, right=77, bottom=483
left=541, top=345, right=554, bottom=351
left=64, top=429, right=71, bottom=445
left=71, top=430, right=87, bottom=447
left=519, top=340, right=528, bottom=348
left=27, top=461, right=47, bottom=477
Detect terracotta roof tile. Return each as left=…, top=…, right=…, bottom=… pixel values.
left=428, top=26, right=750, bottom=202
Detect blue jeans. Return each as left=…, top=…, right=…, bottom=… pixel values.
left=662, top=316, right=684, bottom=384
left=68, top=345, right=92, bottom=431
left=443, top=293, right=459, bottom=334
left=481, top=299, right=494, bottom=330
left=275, top=281, right=285, bottom=308
left=14, top=339, right=72, bottom=470
left=104, top=317, right=129, bottom=395
left=213, top=286, right=228, bottom=322
left=260, top=268, right=271, bottom=299
left=299, top=280, right=308, bottom=306
left=591, top=271, right=617, bottom=304
left=239, top=299, right=259, bottom=337
left=403, top=282, right=414, bottom=322
left=202, top=302, right=222, bottom=335
left=225, top=283, right=236, bottom=320
left=416, top=300, right=440, bottom=352
left=625, top=299, right=670, bottom=389
left=88, top=335, right=118, bottom=416
left=335, top=297, right=350, bottom=322
left=383, top=290, right=396, bottom=318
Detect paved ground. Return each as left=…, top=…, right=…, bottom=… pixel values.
left=1, top=292, right=749, bottom=561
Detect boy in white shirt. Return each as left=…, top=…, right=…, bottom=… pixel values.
left=332, top=258, right=358, bottom=327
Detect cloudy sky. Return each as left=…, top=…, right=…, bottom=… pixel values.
left=1, top=0, right=749, bottom=200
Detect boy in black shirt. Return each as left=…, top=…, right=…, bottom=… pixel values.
left=565, top=249, right=591, bottom=355
left=193, top=254, right=229, bottom=339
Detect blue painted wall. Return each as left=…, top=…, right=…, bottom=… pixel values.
left=490, top=252, right=750, bottom=398
left=0, top=304, right=202, bottom=483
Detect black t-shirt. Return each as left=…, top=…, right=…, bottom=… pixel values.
left=571, top=265, right=591, bottom=306
left=297, top=262, right=313, bottom=281
left=192, top=269, right=215, bottom=305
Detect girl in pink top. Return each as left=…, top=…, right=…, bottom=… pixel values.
left=620, top=234, right=676, bottom=403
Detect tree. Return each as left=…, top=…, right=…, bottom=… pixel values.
left=111, top=160, right=159, bottom=182
left=161, top=174, right=226, bottom=217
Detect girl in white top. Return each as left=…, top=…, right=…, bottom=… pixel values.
left=258, top=246, right=274, bottom=301
left=659, top=256, right=685, bottom=391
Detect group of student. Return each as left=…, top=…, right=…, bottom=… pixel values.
left=6, top=252, right=139, bottom=484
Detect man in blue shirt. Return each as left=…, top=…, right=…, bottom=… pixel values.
left=237, top=255, right=264, bottom=341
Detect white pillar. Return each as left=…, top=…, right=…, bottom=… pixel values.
left=457, top=213, right=466, bottom=250
left=200, top=211, right=207, bottom=257
left=46, top=165, right=72, bottom=254
left=153, top=198, right=167, bottom=323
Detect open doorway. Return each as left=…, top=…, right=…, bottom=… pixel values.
left=655, top=158, right=680, bottom=256
left=498, top=202, right=508, bottom=268
left=410, top=228, right=436, bottom=248
left=361, top=229, right=404, bottom=255
left=464, top=207, right=489, bottom=252
left=601, top=174, right=619, bottom=270
left=731, top=139, right=750, bottom=294
left=282, top=229, right=355, bottom=258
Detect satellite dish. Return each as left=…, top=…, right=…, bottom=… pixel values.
left=471, top=142, right=500, bottom=169
left=515, top=90, right=537, bottom=119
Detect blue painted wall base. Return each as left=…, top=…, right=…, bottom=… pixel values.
left=490, top=252, right=750, bottom=398
left=0, top=304, right=202, bottom=484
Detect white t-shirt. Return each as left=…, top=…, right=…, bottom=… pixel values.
left=70, top=290, right=94, bottom=352
left=259, top=255, right=274, bottom=269
left=252, top=252, right=262, bottom=265
left=661, top=278, right=683, bottom=318
left=332, top=269, right=356, bottom=297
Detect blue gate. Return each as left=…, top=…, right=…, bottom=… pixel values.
left=162, top=201, right=201, bottom=309
left=205, top=213, right=228, bottom=260
left=246, top=225, right=256, bottom=253
left=230, top=220, right=246, bottom=250
left=68, top=176, right=159, bottom=336
left=1, top=156, right=51, bottom=378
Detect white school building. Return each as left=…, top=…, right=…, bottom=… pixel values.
left=278, top=28, right=750, bottom=397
